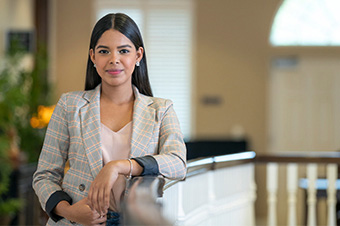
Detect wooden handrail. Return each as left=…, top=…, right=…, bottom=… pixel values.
left=255, top=151, right=340, bottom=164
left=256, top=151, right=340, bottom=226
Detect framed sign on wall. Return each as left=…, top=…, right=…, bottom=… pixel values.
left=6, top=30, right=34, bottom=53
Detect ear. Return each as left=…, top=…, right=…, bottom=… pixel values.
left=89, top=49, right=95, bottom=64
left=136, top=47, right=144, bottom=63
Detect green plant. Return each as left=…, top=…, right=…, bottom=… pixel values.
left=0, top=42, right=51, bottom=219
left=0, top=50, right=29, bottom=219
left=0, top=137, right=21, bottom=218
left=16, top=44, right=52, bottom=163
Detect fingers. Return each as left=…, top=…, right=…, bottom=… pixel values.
left=68, top=198, right=106, bottom=226
left=88, top=184, right=108, bottom=215
left=90, top=212, right=106, bottom=226
left=87, top=185, right=94, bottom=209
left=93, top=186, right=100, bottom=214
left=93, top=214, right=107, bottom=225
left=88, top=183, right=99, bottom=213
left=97, top=188, right=110, bottom=215
left=102, top=186, right=110, bottom=215
left=98, top=187, right=106, bottom=215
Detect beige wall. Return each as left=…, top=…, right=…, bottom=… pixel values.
left=194, top=0, right=279, bottom=219
left=0, top=0, right=34, bottom=58
left=195, top=0, right=278, bottom=148
left=51, top=0, right=94, bottom=98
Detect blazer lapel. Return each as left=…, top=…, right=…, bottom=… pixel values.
left=131, top=87, right=155, bottom=158
left=80, top=85, right=102, bottom=179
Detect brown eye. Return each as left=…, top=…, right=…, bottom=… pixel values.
left=98, top=49, right=109, bottom=54
left=119, top=49, right=130, bottom=54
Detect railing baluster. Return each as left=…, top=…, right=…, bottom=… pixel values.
left=307, top=163, right=317, bottom=226
left=287, top=163, right=298, bottom=226
left=327, top=164, right=338, bottom=226
left=267, top=163, right=278, bottom=226
left=249, top=165, right=257, bottom=226
left=177, top=182, right=185, bottom=222
left=207, top=170, right=215, bottom=225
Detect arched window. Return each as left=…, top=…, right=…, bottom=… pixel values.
left=270, top=0, right=340, bottom=46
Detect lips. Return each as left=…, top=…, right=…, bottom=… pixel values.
left=106, top=69, right=123, bottom=75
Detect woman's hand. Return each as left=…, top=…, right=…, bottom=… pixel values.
left=87, top=161, right=121, bottom=215
left=87, top=159, right=143, bottom=215
left=55, top=198, right=106, bottom=226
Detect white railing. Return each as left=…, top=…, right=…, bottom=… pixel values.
left=122, top=151, right=340, bottom=226
left=256, top=152, right=340, bottom=226
left=161, top=151, right=257, bottom=226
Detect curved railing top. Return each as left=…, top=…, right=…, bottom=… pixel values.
left=164, top=151, right=256, bottom=189
left=255, top=151, right=340, bottom=164
left=186, top=151, right=256, bottom=175
left=121, top=150, right=340, bottom=225
left=122, top=151, right=257, bottom=225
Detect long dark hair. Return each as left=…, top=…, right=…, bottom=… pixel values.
left=85, top=13, right=153, bottom=96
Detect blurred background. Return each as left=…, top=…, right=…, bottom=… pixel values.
left=0, top=0, right=340, bottom=225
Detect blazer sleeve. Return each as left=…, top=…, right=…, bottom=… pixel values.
left=32, top=94, right=70, bottom=212
left=152, top=100, right=187, bottom=180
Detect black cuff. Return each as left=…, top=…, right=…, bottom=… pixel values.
left=45, top=190, right=72, bottom=222
left=132, top=156, right=159, bottom=176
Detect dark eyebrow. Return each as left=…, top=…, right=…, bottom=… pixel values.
left=117, top=44, right=133, bottom=49
left=95, top=44, right=133, bottom=49
left=96, top=45, right=109, bottom=49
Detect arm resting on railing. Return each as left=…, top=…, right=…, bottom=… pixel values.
left=122, top=176, right=171, bottom=226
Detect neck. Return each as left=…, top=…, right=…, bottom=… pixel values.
left=100, top=83, right=134, bottom=105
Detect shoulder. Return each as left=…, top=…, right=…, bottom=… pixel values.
left=59, top=91, right=85, bottom=105
left=151, top=96, right=173, bottom=111
left=57, top=89, right=94, bottom=109
left=140, top=93, right=173, bottom=111
left=134, top=86, right=173, bottom=113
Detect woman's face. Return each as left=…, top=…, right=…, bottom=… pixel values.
left=90, top=29, right=143, bottom=89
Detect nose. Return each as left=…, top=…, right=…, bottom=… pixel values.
left=110, top=53, right=119, bottom=64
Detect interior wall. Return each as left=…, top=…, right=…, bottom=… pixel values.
left=194, top=0, right=280, bottom=219
left=195, top=0, right=279, bottom=150
left=0, top=0, right=34, bottom=58
left=51, top=0, right=93, bottom=99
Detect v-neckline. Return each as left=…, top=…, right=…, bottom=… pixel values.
left=101, top=121, right=132, bottom=134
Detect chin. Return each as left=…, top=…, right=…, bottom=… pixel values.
left=103, top=80, right=131, bottom=88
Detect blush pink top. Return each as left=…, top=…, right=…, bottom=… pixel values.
left=101, top=121, right=132, bottom=211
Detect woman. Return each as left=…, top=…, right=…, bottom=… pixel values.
left=33, top=13, right=186, bottom=226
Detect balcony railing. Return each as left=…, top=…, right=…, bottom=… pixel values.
left=256, top=151, right=340, bottom=226
left=14, top=151, right=340, bottom=225
left=122, top=151, right=340, bottom=226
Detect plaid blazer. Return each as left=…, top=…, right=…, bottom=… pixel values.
left=33, top=85, right=186, bottom=225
